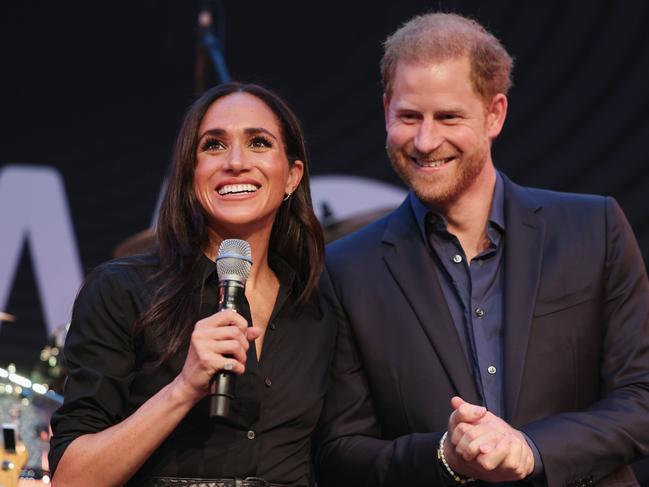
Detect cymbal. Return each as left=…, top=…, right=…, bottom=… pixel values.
left=113, top=228, right=156, bottom=258
left=113, top=206, right=396, bottom=258
left=323, top=207, right=394, bottom=243
left=0, top=311, right=16, bottom=322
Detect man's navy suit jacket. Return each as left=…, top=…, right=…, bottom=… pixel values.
left=316, top=175, right=649, bottom=487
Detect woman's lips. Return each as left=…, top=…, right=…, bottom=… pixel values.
left=217, top=183, right=259, bottom=196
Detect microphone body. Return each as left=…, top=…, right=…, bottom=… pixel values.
left=209, top=239, right=252, bottom=421
left=209, top=279, right=244, bottom=419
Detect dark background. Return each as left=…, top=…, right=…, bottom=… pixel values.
left=1, top=0, right=648, bottom=479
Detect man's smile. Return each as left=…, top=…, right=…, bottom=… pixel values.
left=411, top=155, right=457, bottom=168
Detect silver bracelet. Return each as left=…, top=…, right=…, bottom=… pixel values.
left=437, top=431, right=476, bottom=484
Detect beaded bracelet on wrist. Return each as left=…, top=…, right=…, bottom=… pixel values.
left=437, top=431, right=476, bottom=485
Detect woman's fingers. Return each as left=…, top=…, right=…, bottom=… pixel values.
left=218, top=356, right=245, bottom=375
left=246, top=326, right=262, bottom=341
left=190, top=310, right=263, bottom=373
left=201, top=309, right=249, bottom=333
left=212, top=338, right=249, bottom=364
left=179, top=308, right=264, bottom=401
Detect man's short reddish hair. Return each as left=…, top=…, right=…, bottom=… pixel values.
left=381, top=12, right=514, bottom=103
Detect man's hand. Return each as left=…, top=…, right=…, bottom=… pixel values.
left=443, top=396, right=534, bottom=482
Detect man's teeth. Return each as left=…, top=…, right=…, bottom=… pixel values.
left=416, top=157, right=454, bottom=167
left=218, top=184, right=258, bottom=195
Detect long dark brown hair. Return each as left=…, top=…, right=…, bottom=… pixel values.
left=134, top=82, right=324, bottom=363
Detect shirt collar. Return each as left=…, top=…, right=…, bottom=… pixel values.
left=196, top=252, right=218, bottom=283
left=410, top=171, right=506, bottom=242
left=196, top=249, right=298, bottom=292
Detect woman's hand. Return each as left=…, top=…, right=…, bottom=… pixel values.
left=174, top=309, right=261, bottom=403
left=53, top=310, right=261, bottom=487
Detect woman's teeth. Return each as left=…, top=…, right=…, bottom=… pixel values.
left=218, top=184, right=258, bottom=195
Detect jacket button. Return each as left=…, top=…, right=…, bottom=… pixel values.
left=264, top=377, right=272, bottom=387
left=247, top=430, right=256, bottom=440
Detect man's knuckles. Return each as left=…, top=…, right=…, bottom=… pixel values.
left=476, top=453, right=500, bottom=471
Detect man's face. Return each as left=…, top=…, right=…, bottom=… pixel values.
left=384, top=56, right=505, bottom=208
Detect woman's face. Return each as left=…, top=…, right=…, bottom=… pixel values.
left=193, top=92, right=303, bottom=239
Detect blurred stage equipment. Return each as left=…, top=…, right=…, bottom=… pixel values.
left=113, top=228, right=156, bottom=259
left=113, top=205, right=397, bottom=259
left=195, top=0, right=230, bottom=94
left=1, top=364, right=62, bottom=485
left=319, top=203, right=394, bottom=243
left=0, top=312, right=16, bottom=322
left=0, top=313, right=66, bottom=485
left=31, top=323, right=70, bottom=396
left=1, top=423, right=28, bottom=487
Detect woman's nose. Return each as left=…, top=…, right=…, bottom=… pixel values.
left=223, top=144, right=249, bottom=172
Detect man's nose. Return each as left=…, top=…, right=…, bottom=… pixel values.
left=414, top=118, right=443, bottom=154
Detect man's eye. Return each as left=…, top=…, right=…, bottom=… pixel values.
left=399, top=112, right=421, bottom=124
left=249, top=136, right=272, bottom=149
left=201, top=138, right=225, bottom=151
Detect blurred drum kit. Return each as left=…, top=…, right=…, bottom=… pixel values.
left=114, top=206, right=395, bottom=258
left=1, top=312, right=66, bottom=487
left=0, top=205, right=393, bottom=487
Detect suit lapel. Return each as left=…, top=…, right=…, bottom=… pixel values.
left=501, top=177, right=545, bottom=420
left=381, top=199, right=480, bottom=404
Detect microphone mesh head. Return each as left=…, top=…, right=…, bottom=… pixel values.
left=216, top=239, right=253, bottom=284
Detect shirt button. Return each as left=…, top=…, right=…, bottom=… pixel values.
left=247, top=430, right=256, bottom=440
left=452, top=254, right=463, bottom=264
left=264, top=377, right=272, bottom=387
left=475, top=308, right=485, bottom=318
left=269, top=322, right=277, bottom=330
left=487, top=365, right=497, bottom=375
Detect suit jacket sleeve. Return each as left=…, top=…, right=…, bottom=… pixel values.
left=522, top=197, right=649, bottom=486
left=315, top=266, right=445, bottom=487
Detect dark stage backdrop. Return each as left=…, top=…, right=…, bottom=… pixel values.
left=1, top=1, right=649, bottom=478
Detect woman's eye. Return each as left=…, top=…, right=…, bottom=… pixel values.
left=249, top=136, right=272, bottom=149
left=201, top=138, right=225, bottom=151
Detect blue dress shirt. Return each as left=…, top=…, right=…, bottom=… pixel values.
left=410, top=173, right=544, bottom=481
left=410, top=174, right=506, bottom=417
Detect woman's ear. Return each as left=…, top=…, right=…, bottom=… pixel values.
left=286, top=160, right=304, bottom=195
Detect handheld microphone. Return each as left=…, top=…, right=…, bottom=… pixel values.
left=209, top=239, right=253, bottom=420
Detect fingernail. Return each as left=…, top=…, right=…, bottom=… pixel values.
left=474, top=406, right=486, bottom=415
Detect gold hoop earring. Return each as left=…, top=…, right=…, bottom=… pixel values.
left=283, top=192, right=292, bottom=202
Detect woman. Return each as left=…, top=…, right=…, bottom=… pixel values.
left=49, top=83, right=333, bottom=487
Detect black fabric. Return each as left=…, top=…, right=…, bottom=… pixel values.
left=414, top=176, right=507, bottom=419
left=48, top=252, right=336, bottom=487
left=142, top=476, right=285, bottom=487
left=316, top=176, right=649, bottom=487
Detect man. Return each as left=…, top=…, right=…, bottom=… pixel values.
left=316, top=12, right=649, bottom=487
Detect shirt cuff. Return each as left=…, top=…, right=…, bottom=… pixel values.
left=522, top=432, right=546, bottom=483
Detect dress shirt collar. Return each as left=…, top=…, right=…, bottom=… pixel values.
left=195, top=249, right=298, bottom=296
left=409, top=171, right=506, bottom=243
